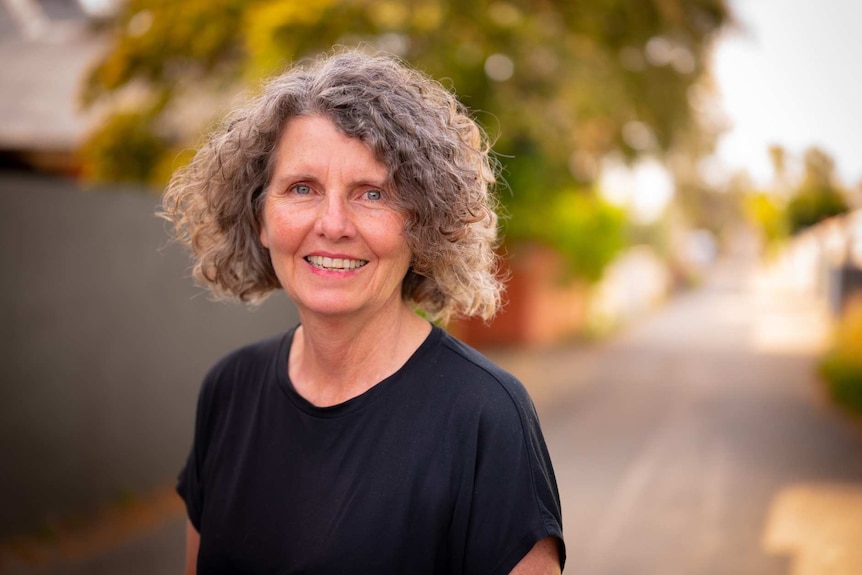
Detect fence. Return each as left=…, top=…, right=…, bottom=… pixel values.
left=0, top=173, right=298, bottom=538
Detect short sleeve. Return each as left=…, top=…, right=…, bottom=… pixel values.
left=455, top=379, right=565, bottom=575
left=176, top=368, right=217, bottom=532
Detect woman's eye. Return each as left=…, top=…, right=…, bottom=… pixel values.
left=291, top=184, right=312, bottom=195
left=364, top=189, right=382, bottom=201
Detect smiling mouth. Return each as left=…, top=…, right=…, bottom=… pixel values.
left=305, top=255, right=369, bottom=271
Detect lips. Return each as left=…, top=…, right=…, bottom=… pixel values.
left=305, top=255, right=368, bottom=271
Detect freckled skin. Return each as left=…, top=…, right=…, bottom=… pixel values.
left=259, top=115, right=412, bottom=322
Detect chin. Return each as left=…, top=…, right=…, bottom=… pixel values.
left=296, top=299, right=367, bottom=318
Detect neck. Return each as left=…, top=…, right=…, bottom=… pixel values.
left=289, top=303, right=431, bottom=407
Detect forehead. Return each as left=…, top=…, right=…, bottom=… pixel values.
left=270, top=115, right=390, bottom=183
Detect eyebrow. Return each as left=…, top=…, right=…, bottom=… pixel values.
left=269, top=171, right=390, bottom=191
left=268, top=172, right=316, bottom=190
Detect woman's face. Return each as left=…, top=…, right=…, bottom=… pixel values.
left=259, top=115, right=412, bottom=321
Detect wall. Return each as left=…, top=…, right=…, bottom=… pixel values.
left=0, top=173, right=299, bottom=538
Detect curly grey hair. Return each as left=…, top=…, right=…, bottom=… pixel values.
left=162, top=48, right=503, bottom=323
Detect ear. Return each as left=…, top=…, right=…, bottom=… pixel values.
left=258, top=208, right=271, bottom=249
left=255, top=187, right=269, bottom=248
left=259, top=219, right=270, bottom=249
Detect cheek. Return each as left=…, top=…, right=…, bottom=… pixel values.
left=376, top=216, right=411, bottom=260
left=259, top=208, right=300, bottom=251
left=388, top=233, right=414, bottom=273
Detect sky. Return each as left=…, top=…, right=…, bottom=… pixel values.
left=712, top=0, right=862, bottom=187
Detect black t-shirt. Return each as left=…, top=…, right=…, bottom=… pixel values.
left=178, top=325, right=564, bottom=574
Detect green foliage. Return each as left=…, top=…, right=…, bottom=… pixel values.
left=82, top=0, right=729, bottom=183
left=743, top=192, right=788, bottom=249
left=80, top=110, right=170, bottom=185
left=787, top=186, right=848, bottom=234
left=786, top=147, right=849, bottom=234
left=505, top=188, right=627, bottom=282
left=81, top=0, right=248, bottom=107
left=820, top=297, right=862, bottom=418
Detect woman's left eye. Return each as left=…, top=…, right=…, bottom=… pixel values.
left=364, top=189, right=383, bottom=201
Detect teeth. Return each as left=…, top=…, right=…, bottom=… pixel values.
left=306, top=255, right=368, bottom=271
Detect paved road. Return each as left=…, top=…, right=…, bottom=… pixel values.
left=4, top=255, right=862, bottom=574
left=503, top=257, right=862, bottom=575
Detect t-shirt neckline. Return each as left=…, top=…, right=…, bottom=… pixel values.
left=274, top=323, right=442, bottom=418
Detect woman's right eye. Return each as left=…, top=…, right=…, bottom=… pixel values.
left=291, top=184, right=312, bottom=195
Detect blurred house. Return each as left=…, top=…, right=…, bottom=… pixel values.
left=770, top=209, right=862, bottom=315
left=0, top=0, right=115, bottom=172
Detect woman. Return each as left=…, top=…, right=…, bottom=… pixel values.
left=163, top=48, right=564, bottom=575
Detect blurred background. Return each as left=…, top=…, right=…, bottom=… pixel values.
left=1, top=0, right=861, bottom=573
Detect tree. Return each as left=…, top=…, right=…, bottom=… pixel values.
left=786, top=147, right=849, bottom=233
left=80, top=0, right=731, bottom=279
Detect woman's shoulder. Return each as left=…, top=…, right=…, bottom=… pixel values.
left=199, top=329, right=292, bottom=399
left=430, top=327, right=537, bottom=417
left=436, top=329, right=515, bottom=380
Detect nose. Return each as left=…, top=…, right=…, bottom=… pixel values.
left=315, top=193, right=356, bottom=240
